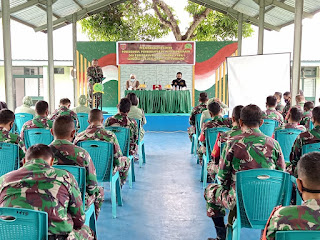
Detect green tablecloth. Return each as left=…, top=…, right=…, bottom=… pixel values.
left=125, top=90, right=191, bottom=113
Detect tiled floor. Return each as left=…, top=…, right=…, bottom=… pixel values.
left=96, top=132, right=261, bottom=240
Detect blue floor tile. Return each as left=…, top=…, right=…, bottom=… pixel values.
left=96, top=132, right=261, bottom=240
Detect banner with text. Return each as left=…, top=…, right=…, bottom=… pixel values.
left=117, top=42, right=195, bottom=65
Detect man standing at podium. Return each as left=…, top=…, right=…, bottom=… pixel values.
left=171, top=72, right=187, bottom=90
left=87, top=59, right=103, bottom=108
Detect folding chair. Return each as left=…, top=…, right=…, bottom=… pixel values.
left=0, top=207, right=48, bottom=240
left=0, top=143, right=19, bottom=176
left=15, top=113, right=33, bottom=134
left=260, top=119, right=278, bottom=137
left=24, top=128, right=53, bottom=149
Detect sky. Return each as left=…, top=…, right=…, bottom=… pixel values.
left=0, top=0, right=319, bottom=61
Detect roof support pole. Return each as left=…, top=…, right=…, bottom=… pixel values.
left=72, top=14, right=78, bottom=107
left=291, top=0, right=304, bottom=106
left=237, top=13, right=243, bottom=56
left=47, top=0, right=55, bottom=112
left=258, top=0, right=265, bottom=55
left=2, top=0, right=15, bottom=110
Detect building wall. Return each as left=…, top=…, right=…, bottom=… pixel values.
left=0, top=66, right=5, bottom=102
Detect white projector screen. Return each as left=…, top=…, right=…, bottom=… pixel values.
left=227, top=53, right=291, bottom=114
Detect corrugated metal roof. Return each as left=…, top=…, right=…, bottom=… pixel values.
left=0, top=0, right=319, bottom=32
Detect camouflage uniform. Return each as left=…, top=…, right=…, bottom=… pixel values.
left=276, top=103, right=285, bottom=113
left=20, top=116, right=53, bottom=141
left=50, top=139, right=104, bottom=217
left=74, top=125, right=130, bottom=184
left=0, top=158, right=94, bottom=239
left=300, top=110, right=313, bottom=130
left=275, top=123, right=306, bottom=132
left=87, top=66, right=103, bottom=107
left=50, top=106, right=79, bottom=128
left=187, top=103, right=207, bottom=141
left=198, top=116, right=232, bottom=164
left=265, top=199, right=320, bottom=240
left=288, top=125, right=320, bottom=177
left=204, top=128, right=285, bottom=218
left=282, top=102, right=291, bottom=119
left=263, top=108, right=284, bottom=126
left=0, top=127, right=26, bottom=160
left=105, top=113, right=139, bottom=156
left=207, top=126, right=242, bottom=180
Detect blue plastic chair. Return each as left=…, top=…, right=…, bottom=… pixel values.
left=14, top=113, right=33, bottom=134
left=78, top=141, right=122, bottom=218
left=229, top=169, right=292, bottom=240
left=105, top=126, right=135, bottom=189
left=134, top=119, right=146, bottom=168
left=309, top=121, right=314, bottom=130
left=302, top=142, right=320, bottom=155
left=191, top=114, right=202, bottom=163
left=24, top=128, right=53, bottom=149
left=0, top=143, right=19, bottom=176
left=77, top=113, right=89, bottom=133
left=0, top=207, right=48, bottom=240
left=201, top=127, right=230, bottom=189
left=276, top=231, right=320, bottom=239
left=275, top=129, right=302, bottom=163
left=54, top=165, right=97, bottom=235
left=260, top=119, right=278, bottom=137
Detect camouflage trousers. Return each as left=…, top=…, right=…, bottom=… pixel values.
left=114, top=156, right=131, bottom=185
left=207, top=160, right=219, bottom=181
left=130, top=142, right=138, bottom=156
left=187, top=125, right=195, bottom=141
left=67, top=225, right=95, bottom=240
left=197, top=145, right=206, bottom=165
left=85, top=186, right=104, bottom=218
left=204, top=184, right=236, bottom=217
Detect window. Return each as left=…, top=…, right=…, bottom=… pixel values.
left=54, top=67, right=65, bottom=74
left=24, top=67, right=38, bottom=75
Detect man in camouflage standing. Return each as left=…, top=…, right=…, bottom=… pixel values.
left=0, top=144, right=95, bottom=240
left=274, top=92, right=284, bottom=113
left=74, top=109, right=130, bottom=185
left=204, top=104, right=285, bottom=240
left=50, top=98, right=79, bottom=128
left=282, top=92, right=291, bottom=119
left=105, top=98, right=138, bottom=156
left=87, top=59, right=103, bottom=108
left=264, top=152, right=320, bottom=240
left=20, top=100, right=53, bottom=141
left=50, top=115, right=104, bottom=218
left=262, top=95, right=284, bottom=126
left=0, top=109, right=26, bottom=160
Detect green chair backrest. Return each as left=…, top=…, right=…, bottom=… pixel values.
left=302, top=143, right=320, bottom=155
left=77, top=113, right=89, bottom=133
left=0, top=143, right=19, bottom=176
left=24, top=129, right=53, bottom=149
left=260, top=119, right=278, bottom=137
left=276, top=231, right=320, bottom=239
left=105, top=126, right=131, bottom=157
left=15, top=113, right=33, bottom=134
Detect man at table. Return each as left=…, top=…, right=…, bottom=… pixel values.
left=171, top=72, right=187, bottom=90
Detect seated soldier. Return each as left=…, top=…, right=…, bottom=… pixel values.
left=198, top=102, right=232, bottom=165
left=105, top=98, right=138, bottom=156
left=207, top=105, right=244, bottom=181
left=288, top=106, right=320, bottom=177
left=187, top=92, right=208, bottom=141
left=50, top=98, right=79, bottom=127
left=50, top=116, right=104, bottom=218
left=300, top=101, right=314, bottom=129
left=127, top=92, right=147, bottom=141
left=295, top=94, right=306, bottom=110
left=282, top=91, right=291, bottom=119
left=20, top=100, right=53, bottom=141
left=275, top=106, right=306, bottom=132
left=200, top=98, right=228, bottom=127
left=15, top=96, right=36, bottom=116
left=0, top=144, right=94, bottom=240
left=274, top=92, right=284, bottom=113
left=204, top=104, right=285, bottom=240
left=264, top=152, right=320, bottom=240
left=0, top=109, right=25, bottom=160
left=72, top=95, right=91, bottom=114
left=263, top=95, right=284, bottom=126
left=74, top=109, right=130, bottom=185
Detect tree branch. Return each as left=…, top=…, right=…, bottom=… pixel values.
left=152, top=0, right=182, bottom=40
left=182, top=8, right=211, bottom=40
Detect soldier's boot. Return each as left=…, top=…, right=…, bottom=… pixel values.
left=208, top=216, right=226, bottom=240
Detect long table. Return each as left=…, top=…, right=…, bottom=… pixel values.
left=124, top=90, right=191, bottom=113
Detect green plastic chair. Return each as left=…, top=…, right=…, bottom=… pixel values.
left=54, top=165, right=97, bottom=235
left=134, top=118, right=146, bottom=168
left=24, top=128, right=53, bottom=149
left=77, top=113, right=89, bottom=133
left=0, top=207, right=48, bottom=240
left=228, top=169, right=292, bottom=240
left=201, top=127, right=230, bottom=189
left=302, top=142, right=320, bottom=155
left=191, top=114, right=202, bottom=163
left=260, top=119, right=278, bottom=137
left=276, top=231, right=320, bottom=239
left=275, top=129, right=302, bottom=163
left=15, top=113, right=33, bottom=134
left=78, top=141, right=122, bottom=218
left=0, top=143, right=19, bottom=176
left=105, top=126, right=135, bottom=189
